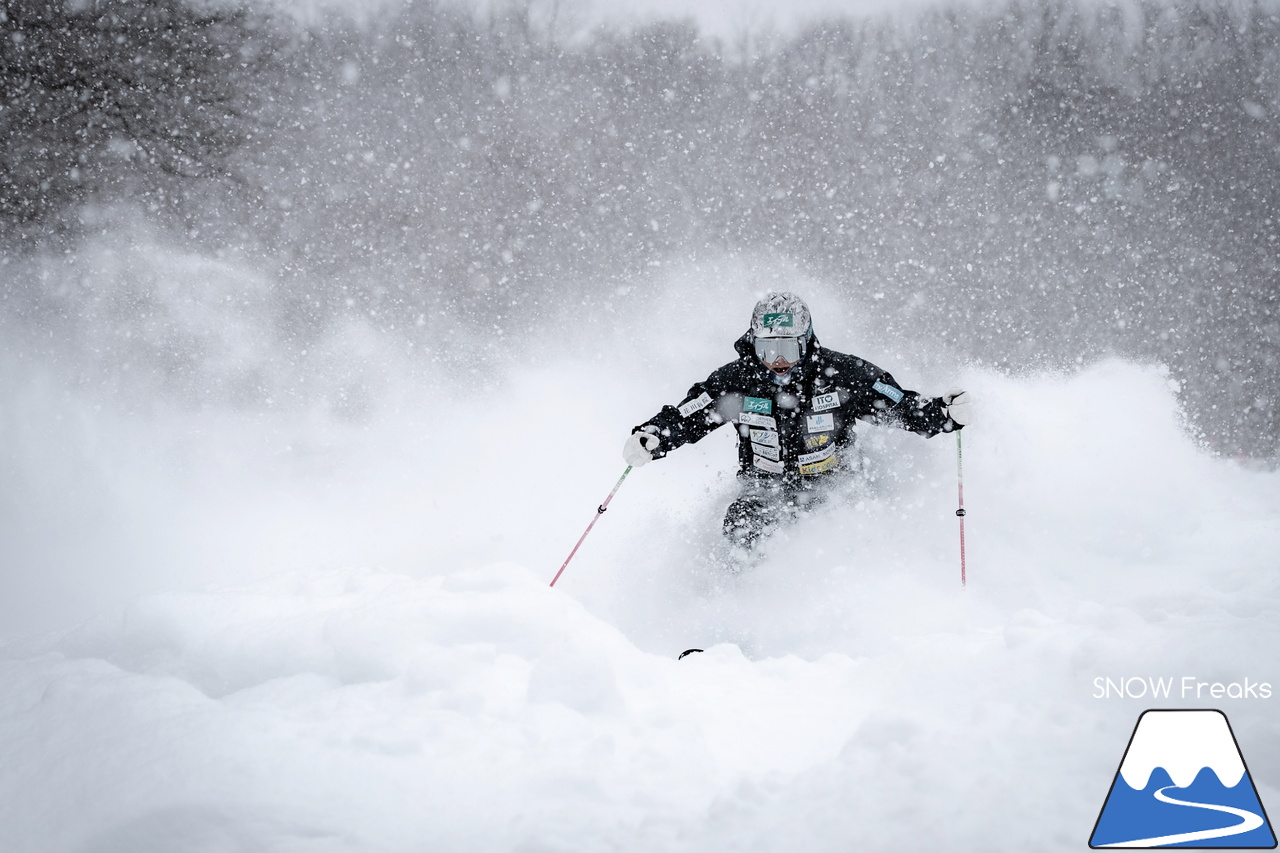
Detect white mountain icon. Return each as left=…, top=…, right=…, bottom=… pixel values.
left=1090, top=709, right=1276, bottom=849
left=1120, top=710, right=1246, bottom=790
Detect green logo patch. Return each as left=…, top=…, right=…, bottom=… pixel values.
left=762, top=313, right=794, bottom=329
left=744, top=396, right=773, bottom=414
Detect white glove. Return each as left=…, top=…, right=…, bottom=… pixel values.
left=943, top=389, right=971, bottom=426
left=623, top=428, right=661, bottom=467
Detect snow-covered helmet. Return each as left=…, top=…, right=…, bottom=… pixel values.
left=750, top=292, right=813, bottom=375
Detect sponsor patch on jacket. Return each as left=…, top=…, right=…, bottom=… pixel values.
left=752, top=442, right=780, bottom=462
left=738, top=412, right=778, bottom=430
left=872, top=381, right=904, bottom=404
left=803, top=434, right=830, bottom=450
left=749, top=428, right=779, bottom=448
left=799, top=453, right=839, bottom=476
left=798, top=444, right=835, bottom=466
left=811, top=391, right=840, bottom=412
left=753, top=455, right=785, bottom=474
left=743, top=396, right=772, bottom=415
left=678, top=391, right=713, bottom=418
left=805, top=413, right=834, bottom=433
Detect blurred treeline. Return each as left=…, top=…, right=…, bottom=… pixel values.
left=2, top=0, right=1278, bottom=455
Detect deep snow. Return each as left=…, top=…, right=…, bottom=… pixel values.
left=2, top=256, right=1279, bottom=852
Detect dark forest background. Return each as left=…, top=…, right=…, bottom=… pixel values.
left=3, top=0, right=1278, bottom=456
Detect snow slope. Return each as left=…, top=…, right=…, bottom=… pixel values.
left=3, top=261, right=1280, bottom=852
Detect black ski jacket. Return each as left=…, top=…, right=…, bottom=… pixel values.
left=636, top=331, right=958, bottom=483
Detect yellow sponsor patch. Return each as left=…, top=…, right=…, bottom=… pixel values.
left=798, top=453, right=839, bottom=475
left=803, top=434, right=830, bottom=450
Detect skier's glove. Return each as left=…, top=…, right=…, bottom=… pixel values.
left=942, top=389, right=971, bottom=426
left=623, top=427, right=662, bottom=467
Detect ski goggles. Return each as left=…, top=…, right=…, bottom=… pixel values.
left=753, top=336, right=804, bottom=367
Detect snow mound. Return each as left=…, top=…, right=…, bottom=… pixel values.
left=4, top=358, right=1280, bottom=853
left=0, top=564, right=867, bottom=853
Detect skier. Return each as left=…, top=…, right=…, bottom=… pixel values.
left=623, top=292, right=970, bottom=550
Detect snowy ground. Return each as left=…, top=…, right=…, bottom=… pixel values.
left=3, top=258, right=1279, bottom=852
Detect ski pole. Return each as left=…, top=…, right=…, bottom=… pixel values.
left=956, top=430, right=967, bottom=588
left=550, top=466, right=633, bottom=587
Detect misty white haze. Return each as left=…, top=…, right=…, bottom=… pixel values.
left=2, top=0, right=1279, bottom=850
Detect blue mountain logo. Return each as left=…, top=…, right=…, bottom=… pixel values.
left=1090, top=709, right=1277, bottom=848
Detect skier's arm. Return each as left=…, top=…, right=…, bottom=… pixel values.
left=857, top=370, right=959, bottom=438
left=632, top=378, right=735, bottom=461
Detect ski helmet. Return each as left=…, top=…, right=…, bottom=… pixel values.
left=749, top=292, right=812, bottom=375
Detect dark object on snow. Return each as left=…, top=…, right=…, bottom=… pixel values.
left=677, top=649, right=704, bottom=659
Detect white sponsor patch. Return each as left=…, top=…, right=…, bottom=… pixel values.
left=872, top=381, right=904, bottom=404
left=812, top=391, right=840, bottom=412
left=798, top=444, right=835, bottom=466
left=752, top=442, right=780, bottom=461
left=753, top=455, right=785, bottom=474
left=805, top=413, right=834, bottom=433
left=749, top=428, right=779, bottom=448
left=678, top=391, right=713, bottom=418
left=738, top=412, right=778, bottom=430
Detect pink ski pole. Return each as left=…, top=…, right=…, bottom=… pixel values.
left=550, top=466, right=633, bottom=588
left=956, top=430, right=967, bottom=588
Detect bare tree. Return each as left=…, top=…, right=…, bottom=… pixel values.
left=0, top=0, right=279, bottom=238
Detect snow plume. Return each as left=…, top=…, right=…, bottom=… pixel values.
left=5, top=245, right=1280, bottom=850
